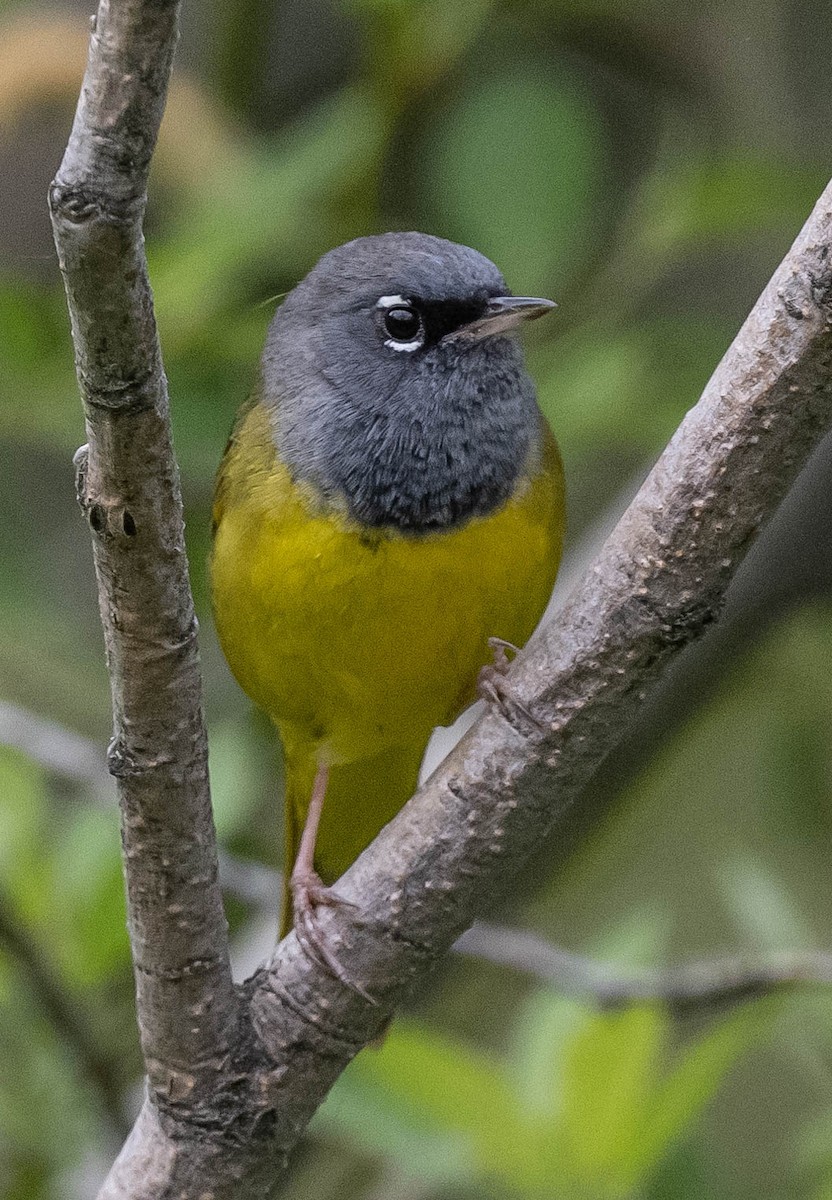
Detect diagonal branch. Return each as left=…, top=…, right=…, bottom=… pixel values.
left=231, top=180, right=832, bottom=1181
left=49, top=0, right=832, bottom=1195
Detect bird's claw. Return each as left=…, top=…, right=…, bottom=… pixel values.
left=478, top=637, right=547, bottom=734
left=290, top=870, right=376, bottom=1004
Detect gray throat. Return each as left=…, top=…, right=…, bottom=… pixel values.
left=272, top=340, right=541, bottom=535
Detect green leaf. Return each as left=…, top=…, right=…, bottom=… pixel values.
left=347, top=1021, right=548, bottom=1192
left=352, top=1021, right=514, bottom=1134
left=0, top=955, right=100, bottom=1172
left=510, top=989, right=592, bottom=1121
left=559, top=1005, right=666, bottom=1186
left=718, top=854, right=812, bottom=949
left=0, top=748, right=46, bottom=917
left=150, top=87, right=389, bottom=343
left=629, top=1004, right=774, bottom=1179
left=354, top=0, right=497, bottom=89
left=637, top=157, right=826, bottom=255
left=315, top=1063, right=474, bottom=1186
left=533, top=318, right=729, bottom=457
left=44, top=805, right=127, bottom=987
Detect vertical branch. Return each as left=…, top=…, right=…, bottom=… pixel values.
left=48, top=0, right=237, bottom=1103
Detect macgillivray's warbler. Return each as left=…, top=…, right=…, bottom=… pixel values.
left=211, top=231, right=565, bottom=987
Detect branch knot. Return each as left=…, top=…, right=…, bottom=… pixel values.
left=49, top=181, right=145, bottom=228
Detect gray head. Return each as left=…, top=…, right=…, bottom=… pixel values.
left=262, top=231, right=555, bottom=534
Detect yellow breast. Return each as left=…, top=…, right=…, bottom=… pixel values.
left=211, top=399, right=564, bottom=765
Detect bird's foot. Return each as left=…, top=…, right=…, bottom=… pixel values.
left=478, top=637, right=547, bottom=734
left=290, top=868, right=376, bottom=1003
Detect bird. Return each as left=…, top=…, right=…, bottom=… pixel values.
left=210, top=231, right=565, bottom=987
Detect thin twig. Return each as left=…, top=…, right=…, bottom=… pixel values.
left=215, top=844, right=832, bottom=1013
left=0, top=700, right=112, bottom=802
left=455, top=925, right=832, bottom=1015
left=0, top=700, right=277, bottom=911
left=5, top=695, right=829, bottom=1015
left=216, top=854, right=832, bottom=1014
left=6, top=685, right=830, bottom=1023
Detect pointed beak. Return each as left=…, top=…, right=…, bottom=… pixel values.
left=452, top=295, right=557, bottom=341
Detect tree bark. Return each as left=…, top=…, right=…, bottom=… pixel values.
left=49, top=0, right=832, bottom=1195
left=49, top=0, right=238, bottom=1124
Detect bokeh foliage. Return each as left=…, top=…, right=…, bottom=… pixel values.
left=2, top=0, right=832, bottom=1196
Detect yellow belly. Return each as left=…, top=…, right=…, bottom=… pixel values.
left=210, top=400, right=565, bottom=767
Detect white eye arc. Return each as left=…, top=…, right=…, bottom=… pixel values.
left=376, top=295, right=424, bottom=352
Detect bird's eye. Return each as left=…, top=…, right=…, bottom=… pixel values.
left=383, top=305, right=422, bottom=344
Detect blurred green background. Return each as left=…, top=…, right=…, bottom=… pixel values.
left=2, top=0, right=832, bottom=1196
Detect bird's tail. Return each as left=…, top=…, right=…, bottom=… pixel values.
left=280, top=740, right=426, bottom=938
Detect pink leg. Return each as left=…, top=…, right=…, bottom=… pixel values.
left=291, top=762, right=330, bottom=898
left=289, top=763, right=373, bottom=1000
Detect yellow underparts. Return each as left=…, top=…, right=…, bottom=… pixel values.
left=211, top=400, right=564, bottom=922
